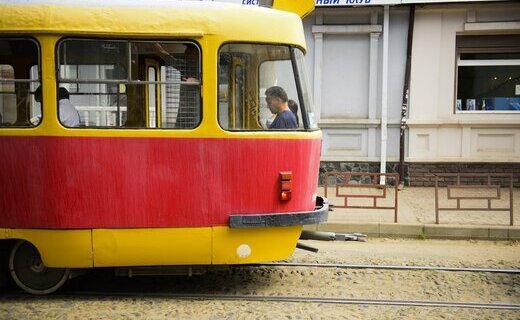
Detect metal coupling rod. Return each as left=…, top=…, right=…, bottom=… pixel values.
left=300, top=230, right=367, bottom=242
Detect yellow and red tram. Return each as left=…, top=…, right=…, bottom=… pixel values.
left=0, top=0, right=327, bottom=294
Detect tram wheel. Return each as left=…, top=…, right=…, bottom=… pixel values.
left=9, top=240, right=70, bottom=294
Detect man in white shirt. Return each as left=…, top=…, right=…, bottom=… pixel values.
left=34, top=86, right=80, bottom=127
left=58, top=87, right=80, bottom=127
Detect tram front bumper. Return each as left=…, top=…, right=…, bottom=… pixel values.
left=228, top=196, right=329, bottom=228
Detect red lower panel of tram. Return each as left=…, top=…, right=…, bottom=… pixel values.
left=0, top=136, right=321, bottom=229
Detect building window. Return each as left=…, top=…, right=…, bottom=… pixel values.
left=0, top=38, right=41, bottom=127
left=456, top=35, right=520, bottom=112
left=57, top=39, right=201, bottom=128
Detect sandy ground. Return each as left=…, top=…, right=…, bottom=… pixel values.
left=0, top=239, right=518, bottom=319
left=295, top=238, right=520, bottom=268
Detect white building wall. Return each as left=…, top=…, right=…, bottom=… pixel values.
left=408, top=2, right=520, bottom=162
left=304, top=7, right=409, bottom=162
left=322, top=34, right=370, bottom=119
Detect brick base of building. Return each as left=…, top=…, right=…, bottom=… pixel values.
left=319, top=161, right=519, bottom=187
left=407, top=162, right=520, bottom=187
left=319, top=161, right=407, bottom=186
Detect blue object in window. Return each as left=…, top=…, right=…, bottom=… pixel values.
left=484, top=98, right=493, bottom=111
left=493, top=97, right=520, bottom=111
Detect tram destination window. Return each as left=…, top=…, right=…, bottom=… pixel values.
left=57, top=39, right=201, bottom=128
left=0, top=39, right=41, bottom=128
left=456, top=35, right=520, bottom=113
left=218, top=44, right=316, bottom=131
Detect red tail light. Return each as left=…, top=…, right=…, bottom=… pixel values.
left=280, top=191, right=292, bottom=201
left=279, top=171, right=292, bottom=201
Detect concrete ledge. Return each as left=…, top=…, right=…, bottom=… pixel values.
left=315, top=221, right=520, bottom=241
left=380, top=224, right=424, bottom=239
left=509, top=228, right=520, bottom=240
left=424, top=224, right=489, bottom=240
left=317, top=222, right=380, bottom=236
left=489, top=227, right=510, bottom=240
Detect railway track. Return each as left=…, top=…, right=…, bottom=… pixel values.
left=2, top=262, right=518, bottom=313
left=5, top=291, right=519, bottom=311
left=251, top=262, right=520, bottom=274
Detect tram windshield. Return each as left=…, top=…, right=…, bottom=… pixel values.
left=218, top=44, right=316, bottom=131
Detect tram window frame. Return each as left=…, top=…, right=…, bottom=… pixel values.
left=291, top=47, right=317, bottom=130
left=0, top=38, right=42, bottom=128
left=258, top=55, right=303, bottom=130
left=56, top=38, right=202, bottom=129
left=217, top=43, right=316, bottom=132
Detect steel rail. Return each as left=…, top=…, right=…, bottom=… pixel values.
left=248, top=262, right=520, bottom=274
left=18, top=292, right=520, bottom=310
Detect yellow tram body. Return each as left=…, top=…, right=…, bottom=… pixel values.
left=0, top=0, right=326, bottom=294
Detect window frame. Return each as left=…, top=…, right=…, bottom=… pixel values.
left=217, top=42, right=316, bottom=132
left=454, top=35, right=520, bottom=114
left=0, top=37, right=42, bottom=129
left=55, top=37, right=203, bottom=129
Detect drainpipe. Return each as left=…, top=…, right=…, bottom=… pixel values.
left=380, top=5, right=389, bottom=185
left=399, top=4, right=415, bottom=188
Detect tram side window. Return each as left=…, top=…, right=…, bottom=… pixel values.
left=218, top=44, right=309, bottom=131
left=57, top=39, right=201, bottom=128
left=0, top=39, right=41, bottom=127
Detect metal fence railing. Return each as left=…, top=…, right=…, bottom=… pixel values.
left=434, top=173, right=514, bottom=226
left=323, top=172, right=400, bottom=223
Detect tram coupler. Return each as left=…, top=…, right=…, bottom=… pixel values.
left=296, top=242, right=319, bottom=253
left=300, top=230, right=367, bottom=242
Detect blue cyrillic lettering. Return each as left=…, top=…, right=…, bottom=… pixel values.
left=316, top=0, right=339, bottom=4
left=317, top=0, right=369, bottom=4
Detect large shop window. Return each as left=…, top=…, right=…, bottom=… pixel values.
left=0, top=38, right=41, bottom=127
left=456, top=35, right=520, bottom=112
left=57, top=39, right=201, bottom=128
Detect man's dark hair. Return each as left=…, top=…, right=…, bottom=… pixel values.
left=288, top=99, right=299, bottom=126
left=265, top=86, right=288, bottom=103
left=58, top=87, right=70, bottom=100
left=288, top=99, right=298, bottom=114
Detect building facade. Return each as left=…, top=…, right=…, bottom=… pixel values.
left=305, top=0, right=520, bottom=186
